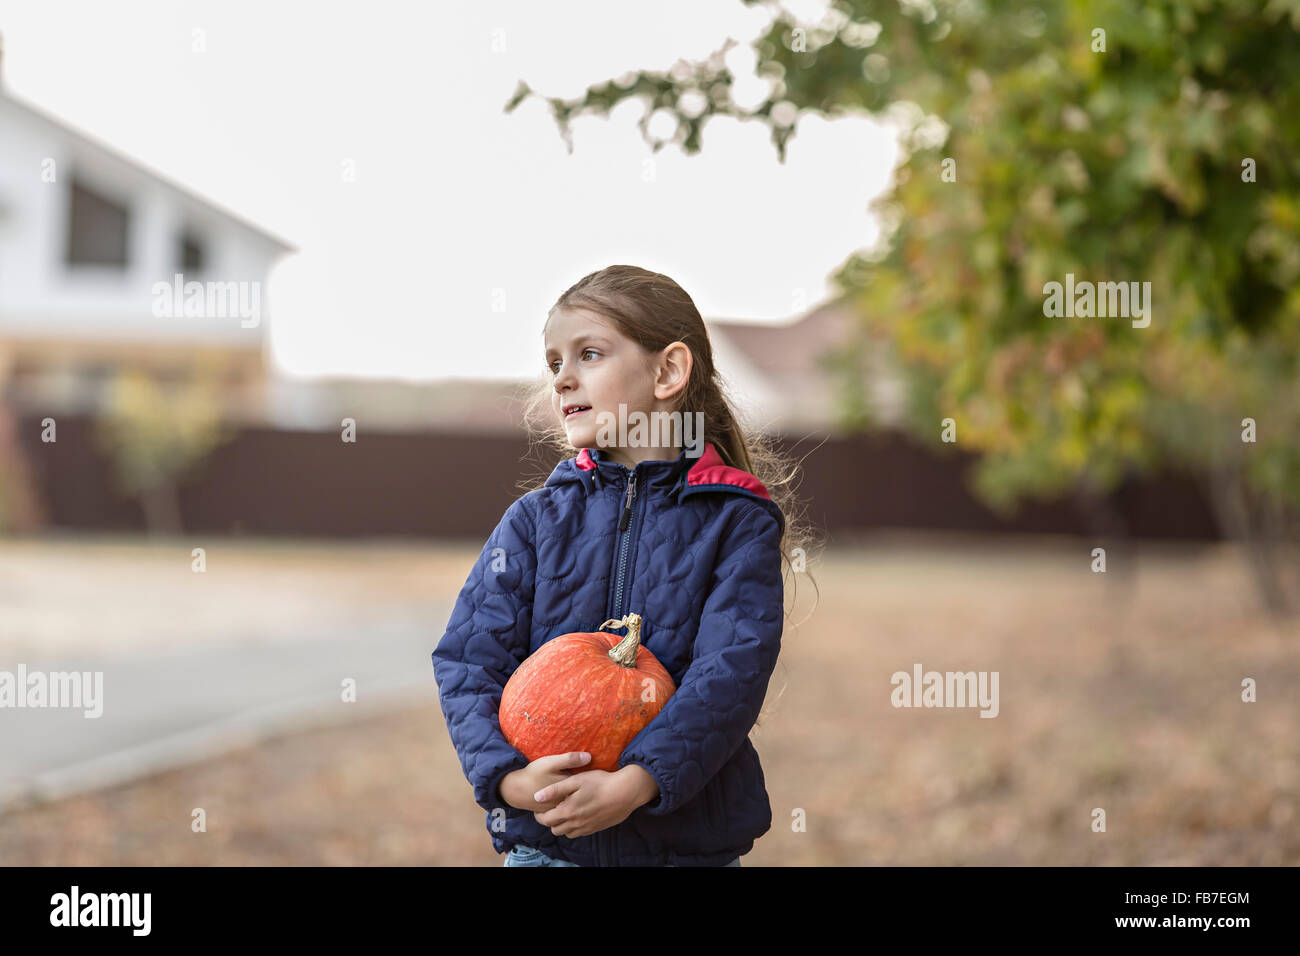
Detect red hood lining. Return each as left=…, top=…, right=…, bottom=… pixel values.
left=574, top=442, right=771, bottom=500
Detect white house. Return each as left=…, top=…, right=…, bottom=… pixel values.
left=0, top=35, right=295, bottom=422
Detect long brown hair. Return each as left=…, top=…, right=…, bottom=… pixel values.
left=516, top=265, right=822, bottom=726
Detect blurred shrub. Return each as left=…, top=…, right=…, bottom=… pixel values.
left=93, top=360, right=235, bottom=535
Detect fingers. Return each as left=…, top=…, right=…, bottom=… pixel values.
left=533, top=800, right=572, bottom=827
left=535, top=751, right=591, bottom=772
left=534, top=797, right=581, bottom=830
left=531, top=753, right=592, bottom=802
left=549, top=751, right=591, bottom=770
left=541, top=819, right=586, bottom=839
left=536, top=800, right=605, bottom=838
left=532, top=766, right=586, bottom=805
left=533, top=785, right=556, bottom=803
left=535, top=749, right=592, bottom=775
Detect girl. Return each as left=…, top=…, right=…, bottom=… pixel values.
left=432, top=264, right=818, bottom=866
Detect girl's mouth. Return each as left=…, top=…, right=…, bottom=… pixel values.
left=565, top=406, right=591, bottom=419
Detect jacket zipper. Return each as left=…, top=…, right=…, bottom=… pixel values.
left=613, top=472, right=638, bottom=619
left=603, top=467, right=638, bottom=866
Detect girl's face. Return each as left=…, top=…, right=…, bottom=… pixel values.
left=544, top=306, right=679, bottom=467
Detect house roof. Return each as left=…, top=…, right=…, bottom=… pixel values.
left=705, top=299, right=857, bottom=378
left=705, top=298, right=903, bottom=433
left=0, top=54, right=296, bottom=254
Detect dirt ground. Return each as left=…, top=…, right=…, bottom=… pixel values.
left=1, top=531, right=1297, bottom=865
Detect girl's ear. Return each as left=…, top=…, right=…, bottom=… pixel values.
left=654, top=341, right=692, bottom=400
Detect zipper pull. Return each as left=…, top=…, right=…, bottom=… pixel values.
left=618, top=474, right=637, bottom=531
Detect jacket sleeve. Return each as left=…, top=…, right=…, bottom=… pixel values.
left=432, top=494, right=536, bottom=813
left=616, top=501, right=784, bottom=816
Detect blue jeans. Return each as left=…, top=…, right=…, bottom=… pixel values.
left=504, top=844, right=741, bottom=867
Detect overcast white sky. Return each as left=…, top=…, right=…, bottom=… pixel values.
left=0, top=0, right=898, bottom=382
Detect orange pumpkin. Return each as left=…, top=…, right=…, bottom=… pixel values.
left=499, top=612, right=675, bottom=772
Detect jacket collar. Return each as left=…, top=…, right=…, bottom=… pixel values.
left=544, top=441, right=782, bottom=530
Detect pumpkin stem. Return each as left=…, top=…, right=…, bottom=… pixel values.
left=597, top=612, right=643, bottom=668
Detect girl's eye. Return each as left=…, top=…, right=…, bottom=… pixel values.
left=547, top=349, right=599, bottom=374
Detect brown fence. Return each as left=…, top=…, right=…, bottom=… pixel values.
left=15, top=416, right=1221, bottom=541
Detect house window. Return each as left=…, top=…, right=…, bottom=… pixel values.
left=65, top=178, right=130, bottom=268
left=178, top=231, right=205, bottom=275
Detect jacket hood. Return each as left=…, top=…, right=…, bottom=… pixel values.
left=543, top=441, right=785, bottom=533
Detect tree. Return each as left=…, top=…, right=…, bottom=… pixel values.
left=93, top=361, right=234, bottom=537
left=507, top=0, right=1300, bottom=616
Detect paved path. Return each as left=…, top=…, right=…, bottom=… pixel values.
left=0, top=611, right=448, bottom=813
left=0, top=536, right=474, bottom=814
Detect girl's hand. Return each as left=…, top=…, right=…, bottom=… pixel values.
left=531, top=768, right=646, bottom=838
left=500, top=752, right=592, bottom=812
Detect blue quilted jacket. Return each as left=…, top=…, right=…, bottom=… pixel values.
left=432, top=440, right=786, bottom=866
